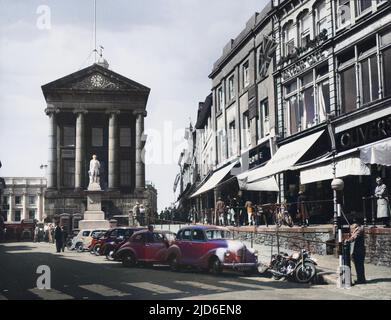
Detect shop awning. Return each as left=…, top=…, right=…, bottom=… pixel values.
left=190, top=161, right=239, bottom=198
left=238, top=176, right=280, bottom=192
left=300, top=156, right=370, bottom=185
left=360, top=138, right=391, bottom=167
left=245, top=130, right=325, bottom=183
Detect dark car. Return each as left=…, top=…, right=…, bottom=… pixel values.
left=114, top=230, right=176, bottom=267
left=98, top=227, right=146, bottom=256
left=166, top=226, right=259, bottom=275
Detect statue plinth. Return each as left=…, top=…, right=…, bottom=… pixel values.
left=79, top=183, right=110, bottom=230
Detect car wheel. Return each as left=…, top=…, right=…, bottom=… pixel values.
left=76, top=242, right=83, bottom=252
left=122, top=252, right=136, bottom=268
left=94, top=245, right=101, bottom=256
left=169, top=255, right=180, bottom=272
left=106, top=250, right=115, bottom=261
left=209, top=257, right=223, bottom=275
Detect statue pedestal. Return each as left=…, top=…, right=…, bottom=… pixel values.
left=79, top=183, right=110, bottom=230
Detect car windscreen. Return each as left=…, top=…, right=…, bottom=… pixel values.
left=205, top=229, right=231, bottom=240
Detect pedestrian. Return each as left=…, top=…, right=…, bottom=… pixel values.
left=140, top=204, right=146, bottom=226
left=54, top=224, right=63, bottom=253
left=245, top=200, right=254, bottom=226
left=256, top=204, right=268, bottom=227
left=43, top=223, right=49, bottom=242
left=375, top=177, right=390, bottom=228
left=215, top=197, right=225, bottom=226
left=146, top=224, right=154, bottom=242
left=345, top=223, right=366, bottom=285
left=133, top=202, right=141, bottom=226
left=297, top=190, right=310, bottom=227
left=61, top=226, right=68, bottom=252
left=34, top=225, right=39, bottom=243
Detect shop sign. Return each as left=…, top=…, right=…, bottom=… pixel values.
left=281, top=49, right=329, bottom=81
left=336, top=114, right=391, bottom=152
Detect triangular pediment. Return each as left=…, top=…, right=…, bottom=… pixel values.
left=42, top=64, right=150, bottom=97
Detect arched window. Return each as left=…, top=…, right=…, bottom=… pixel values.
left=297, top=10, right=311, bottom=48
left=314, top=0, right=327, bottom=36
left=282, top=21, right=295, bottom=56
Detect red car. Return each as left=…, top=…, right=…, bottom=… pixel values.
left=166, top=226, right=259, bottom=275
left=114, top=230, right=176, bottom=267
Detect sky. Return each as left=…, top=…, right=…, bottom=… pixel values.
left=0, top=0, right=268, bottom=211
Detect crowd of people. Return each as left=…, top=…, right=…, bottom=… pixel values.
left=182, top=194, right=312, bottom=228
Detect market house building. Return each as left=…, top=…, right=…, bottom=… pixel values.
left=41, top=60, right=155, bottom=223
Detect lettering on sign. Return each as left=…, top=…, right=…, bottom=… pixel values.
left=336, top=115, right=391, bottom=151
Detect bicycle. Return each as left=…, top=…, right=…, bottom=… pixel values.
left=271, top=203, right=293, bottom=227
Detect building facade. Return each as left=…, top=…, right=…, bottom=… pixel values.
left=2, top=178, right=46, bottom=223
left=177, top=0, right=391, bottom=225
left=42, top=61, right=154, bottom=223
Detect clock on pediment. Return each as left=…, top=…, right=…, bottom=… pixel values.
left=91, top=74, right=105, bottom=88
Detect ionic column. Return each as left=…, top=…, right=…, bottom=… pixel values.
left=8, top=193, right=13, bottom=222
left=45, top=107, right=59, bottom=190
left=74, top=108, right=88, bottom=191
left=107, top=110, right=120, bottom=190
left=134, top=111, right=147, bottom=190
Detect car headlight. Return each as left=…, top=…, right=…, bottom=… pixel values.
left=253, top=250, right=258, bottom=256
left=224, top=252, right=232, bottom=257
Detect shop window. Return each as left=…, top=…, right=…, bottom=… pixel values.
left=287, top=96, right=301, bottom=135
left=300, top=87, right=315, bottom=129
left=63, top=126, right=75, bottom=147
left=120, top=160, right=131, bottom=186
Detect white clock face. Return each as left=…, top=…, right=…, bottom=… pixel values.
left=91, top=74, right=104, bottom=88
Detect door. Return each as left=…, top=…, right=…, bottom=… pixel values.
left=177, top=229, right=192, bottom=264
left=144, top=233, right=167, bottom=262
left=189, top=229, right=207, bottom=266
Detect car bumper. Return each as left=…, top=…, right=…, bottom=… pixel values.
left=222, top=262, right=259, bottom=271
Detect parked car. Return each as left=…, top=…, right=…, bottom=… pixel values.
left=166, top=226, right=259, bottom=275
left=88, top=231, right=107, bottom=254
left=114, top=230, right=176, bottom=267
left=3, top=220, right=36, bottom=242
left=98, top=227, right=146, bottom=256
left=68, top=229, right=107, bottom=251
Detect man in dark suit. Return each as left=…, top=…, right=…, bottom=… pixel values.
left=54, top=224, right=63, bottom=253
left=345, top=223, right=366, bottom=284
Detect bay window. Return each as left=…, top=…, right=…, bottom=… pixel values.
left=339, top=65, right=357, bottom=114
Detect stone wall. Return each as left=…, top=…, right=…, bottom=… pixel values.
left=365, top=228, right=391, bottom=267
left=227, top=226, right=391, bottom=267
left=228, top=226, right=334, bottom=256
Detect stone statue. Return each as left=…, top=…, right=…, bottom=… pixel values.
left=88, top=154, right=101, bottom=190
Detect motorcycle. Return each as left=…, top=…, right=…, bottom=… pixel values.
left=268, top=249, right=317, bottom=283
